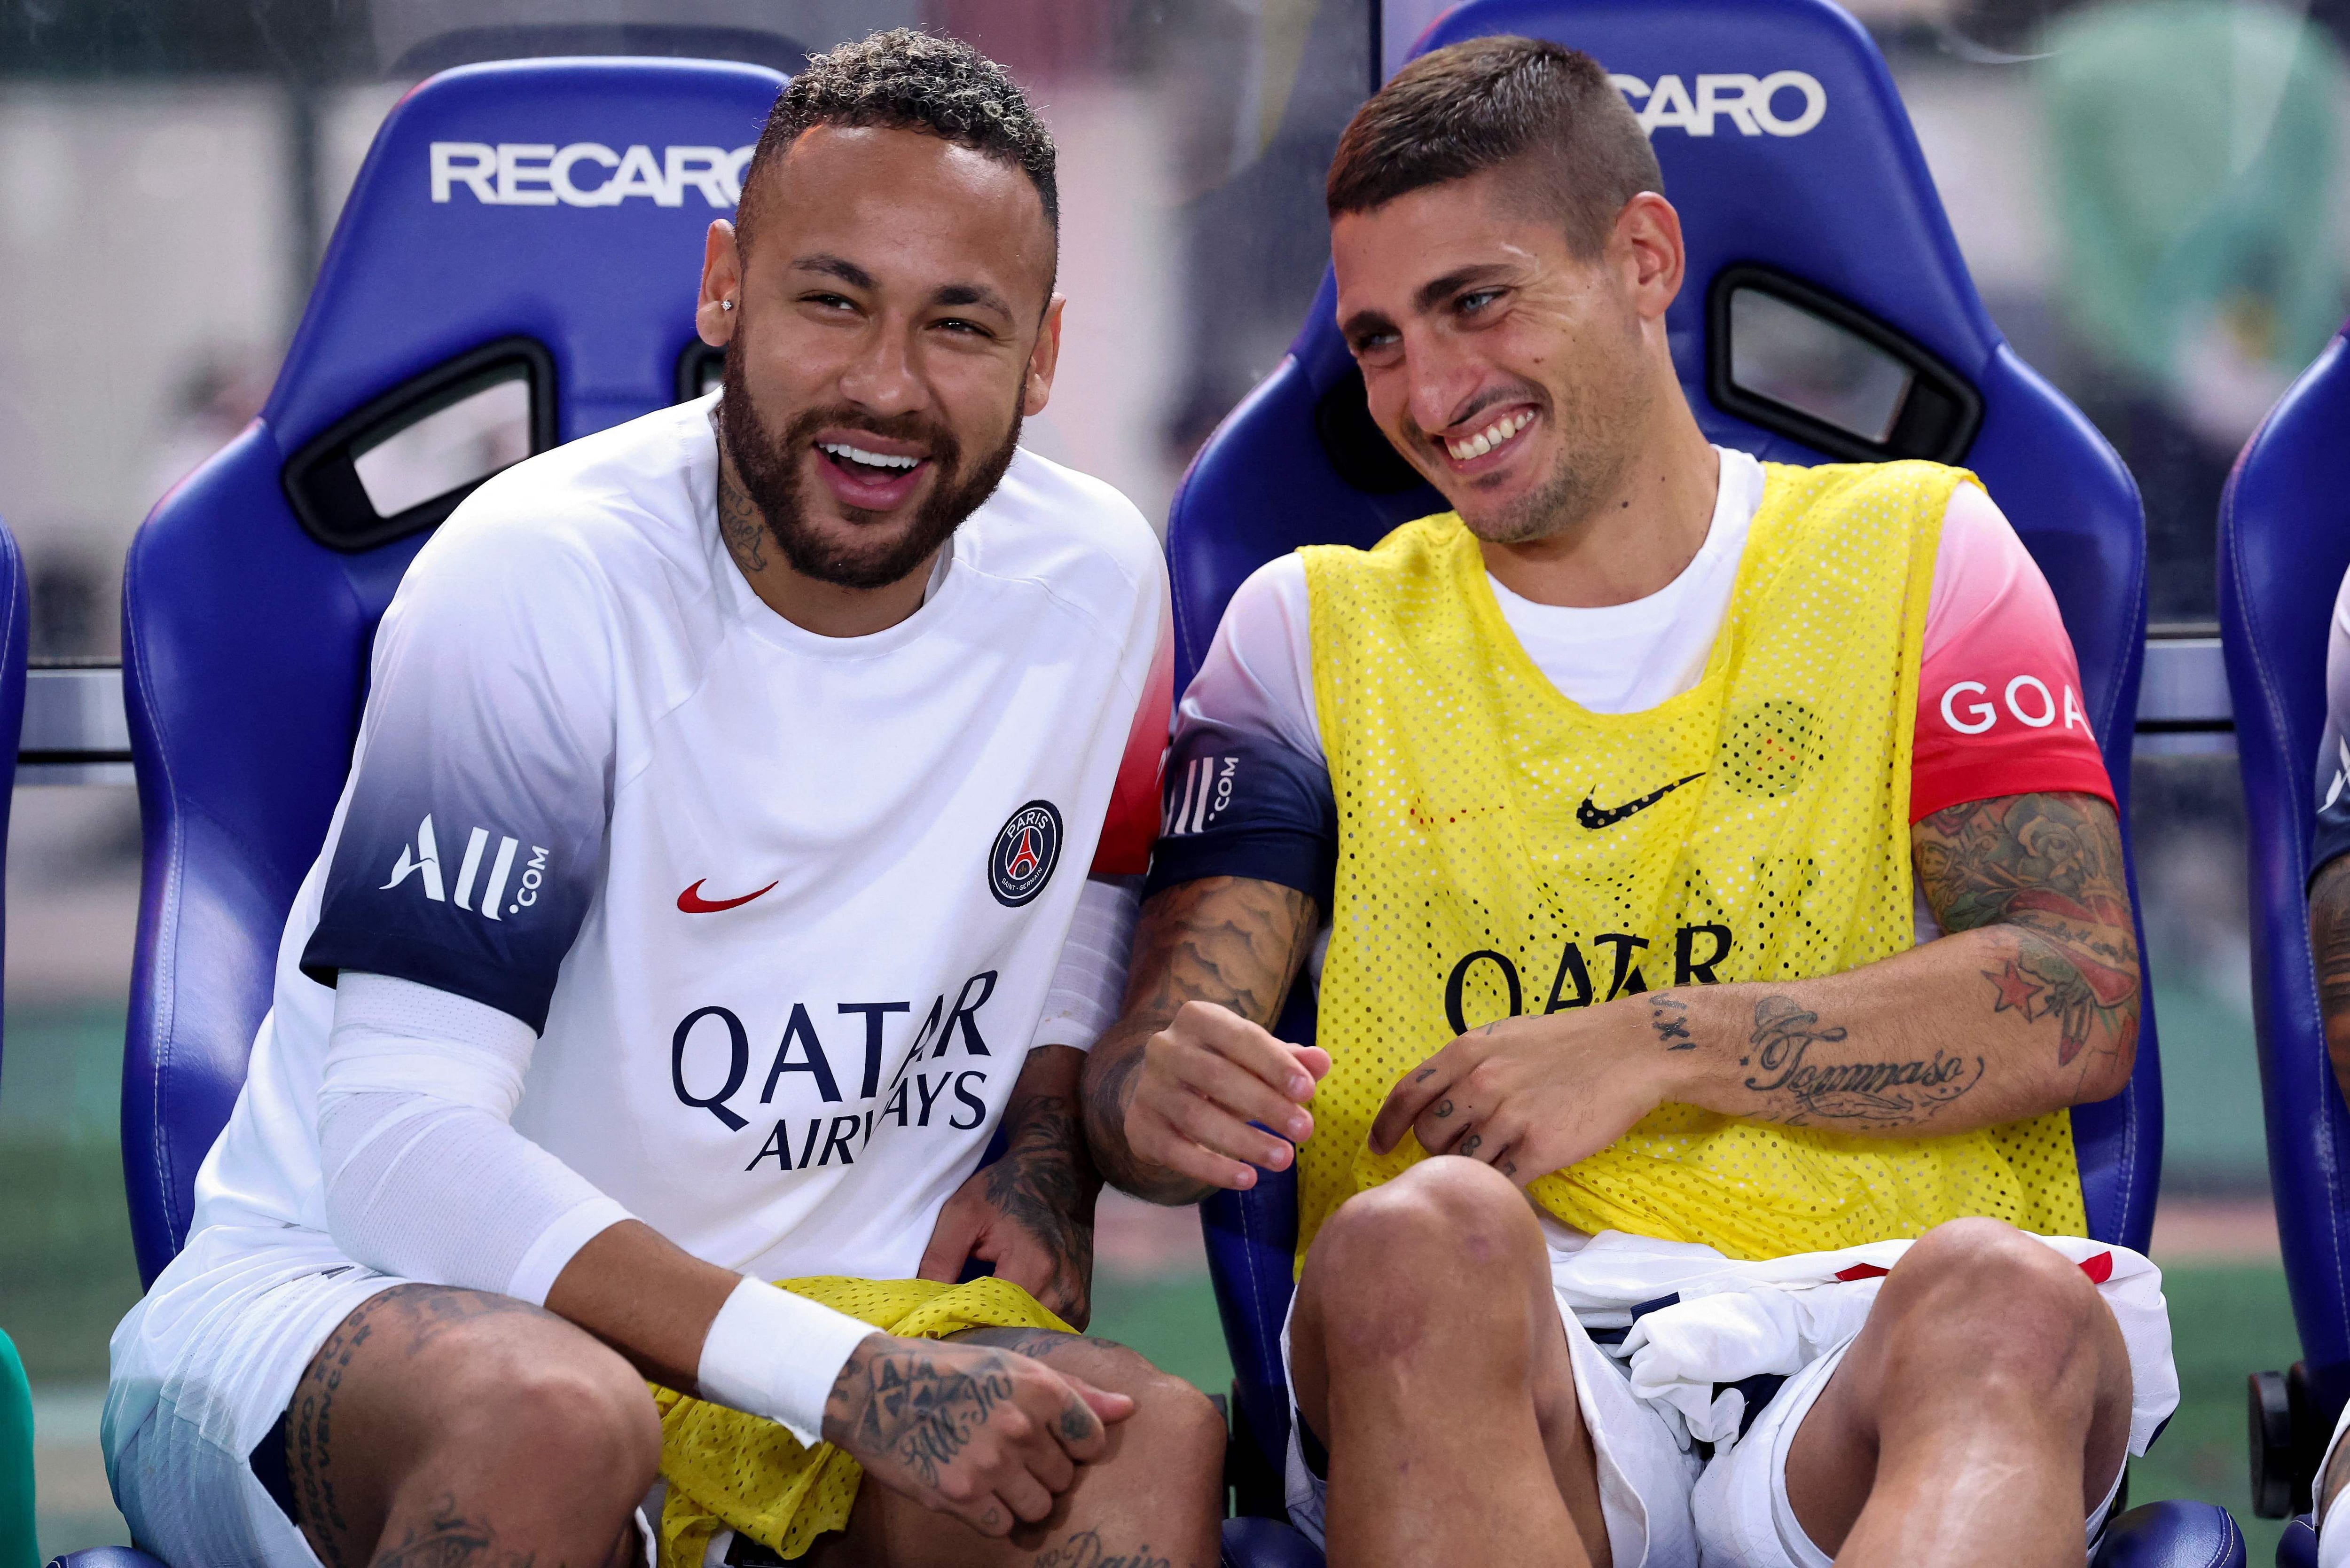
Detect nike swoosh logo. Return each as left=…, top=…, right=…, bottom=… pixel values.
left=1576, top=772, right=1707, bottom=831
left=677, top=878, right=778, bottom=914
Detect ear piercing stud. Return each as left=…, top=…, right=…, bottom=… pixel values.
left=720, top=299, right=736, bottom=312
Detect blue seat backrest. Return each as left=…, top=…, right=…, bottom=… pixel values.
left=1175, top=0, right=2159, bottom=1479
left=120, top=57, right=786, bottom=1286
left=0, top=521, right=26, bottom=1092
left=2219, top=324, right=2350, bottom=1413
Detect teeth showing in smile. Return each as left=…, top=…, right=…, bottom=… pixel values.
left=819, top=441, right=920, bottom=471
left=1445, top=409, right=1535, bottom=463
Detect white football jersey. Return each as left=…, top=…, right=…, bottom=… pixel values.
left=189, top=395, right=1167, bottom=1282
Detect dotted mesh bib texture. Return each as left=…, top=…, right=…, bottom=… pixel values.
left=1298, top=460, right=2087, bottom=1268
left=652, top=1275, right=1068, bottom=1566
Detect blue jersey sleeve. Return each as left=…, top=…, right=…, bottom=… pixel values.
left=2315, top=570, right=2350, bottom=887
left=1144, top=719, right=1338, bottom=906
left=300, top=518, right=617, bottom=1032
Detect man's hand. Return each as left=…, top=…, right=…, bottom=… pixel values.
left=919, top=1045, right=1099, bottom=1327
left=822, top=1332, right=1135, bottom=1537
left=1116, top=1000, right=1332, bottom=1192
left=917, top=1156, right=1094, bottom=1328
left=1369, top=1005, right=1671, bottom=1185
left=1083, top=877, right=1324, bottom=1204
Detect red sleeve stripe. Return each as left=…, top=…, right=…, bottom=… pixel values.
left=1090, top=607, right=1173, bottom=876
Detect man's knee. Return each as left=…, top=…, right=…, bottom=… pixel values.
left=1300, top=1159, right=1546, bottom=1354
left=465, top=1343, right=658, bottom=1486
left=1874, top=1219, right=2113, bottom=1385
left=1309, top=1159, right=1537, bottom=1289
left=971, top=1330, right=1224, bottom=1462
left=393, top=1299, right=662, bottom=1497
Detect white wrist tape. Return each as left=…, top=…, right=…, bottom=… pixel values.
left=696, top=1278, right=877, bottom=1448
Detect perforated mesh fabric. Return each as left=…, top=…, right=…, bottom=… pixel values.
left=654, top=1275, right=1068, bottom=1566
left=1297, top=461, right=2087, bottom=1267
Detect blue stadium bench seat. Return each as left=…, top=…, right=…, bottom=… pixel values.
left=56, top=57, right=783, bottom=1568
left=2220, top=321, right=2350, bottom=1556
left=1171, top=1, right=2234, bottom=1563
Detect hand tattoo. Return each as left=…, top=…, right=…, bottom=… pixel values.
left=1915, top=792, right=2140, bottom=1077
left=827, top=1341, right=1018, bottom=1489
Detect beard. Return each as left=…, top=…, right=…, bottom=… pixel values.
left=1446, top=369, right=1651, bottom=547
left=717, top=349, right=1023, bottom=591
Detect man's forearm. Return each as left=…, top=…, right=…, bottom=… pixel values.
left=1082, top=877, right=1319, bottom=1204
left=1642, top=913, right=2139, bottom=1137
left=988, top=1044, right=1101, bottom=1290
left=550, top=1051, right=1097, bottom=1410
left=544, top=1217, right=777, bottom=1390
left=2310, top=854, right=2350, bottom=1111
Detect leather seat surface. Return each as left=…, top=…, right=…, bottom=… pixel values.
left=2220, top=325, right=2350, bottom=1421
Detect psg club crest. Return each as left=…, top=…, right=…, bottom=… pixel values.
left=988, top=800, right=1063, bottom=907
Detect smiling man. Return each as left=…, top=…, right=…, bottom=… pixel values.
left=1084, top=36, right=2177, bottom=1568
left=104, top=31, right=1222, bottom=1568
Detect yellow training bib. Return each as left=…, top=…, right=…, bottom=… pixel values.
left=1298, top=460, right=2085, bottom=1267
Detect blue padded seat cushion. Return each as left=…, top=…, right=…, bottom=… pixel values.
left=2219, top=327, right=2350, bottom=1413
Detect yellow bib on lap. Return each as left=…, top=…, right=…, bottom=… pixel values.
left=653, top=1276, right=1068, bottom=1567
left=1296, top=460, right=2086, bottom=1268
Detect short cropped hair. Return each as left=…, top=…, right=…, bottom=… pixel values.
left=737, top=29, right=1058, bottom=248
left=1325, top=36, right=1662, bottom=256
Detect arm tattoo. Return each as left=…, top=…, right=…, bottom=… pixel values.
left=2310, top=856, right=2350, bottom=1108
left=1083, top=877, right=1318, bottom=1204
left=1648, top=995, right=1695, bottom=1049
left=826, top=1340, right=1020, bottom=1488
left=1739, top=995, right=1983, bottom=1126
left=1913, top=792, right=2141, bottom=1080
left=984, top=1061, right=1100, bottom=1328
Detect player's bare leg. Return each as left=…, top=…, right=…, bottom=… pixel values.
left=1784, top=1217, right=2134, bottom=1568
left=1290, top=1159, right=1607, bottom=1568
left=279, top=1284, right=661, bottom=1568
left=804, top=1327, right=1224, bottom=1568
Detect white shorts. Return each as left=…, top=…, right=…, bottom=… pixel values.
left=1277, top=1260, right=2133, bottom=1568
left=104, top=1224, right=419, bottom=1568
